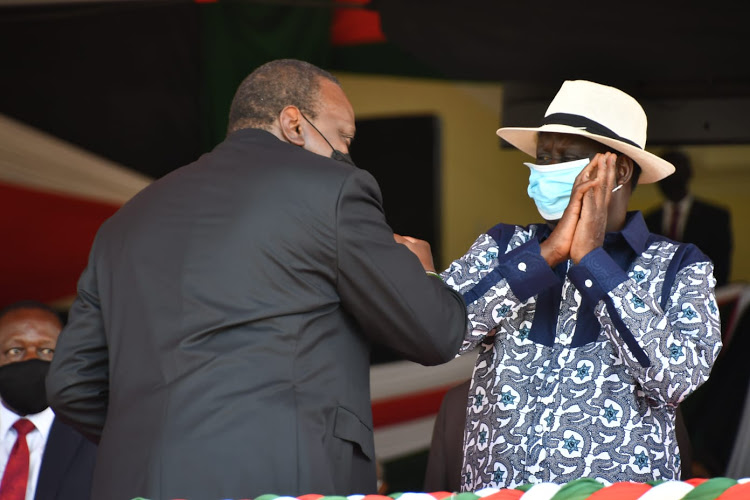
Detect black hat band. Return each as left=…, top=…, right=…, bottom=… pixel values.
left=542, top=113, right=642, bottom=149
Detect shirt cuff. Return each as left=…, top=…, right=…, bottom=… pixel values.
left=568, top=247, right=629, bottom=302
left=496, top=239, right=559, bottom=302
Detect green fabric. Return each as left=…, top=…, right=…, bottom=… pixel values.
left=197, top=2, right=332, bottom=152
left=515, top=483, right=535, bottom=492
left=683, top=477, right=738, bottom=499
left=254, top=495, right=281, bottom=500
left=550, top=478, right=604, bottom=500
left=453, top=493, right=480, bottom=500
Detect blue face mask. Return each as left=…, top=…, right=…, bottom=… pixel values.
left=525, top=158, right=590, bottom=220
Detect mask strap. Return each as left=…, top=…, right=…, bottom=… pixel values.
left=300, top=112, right=336, bottom=155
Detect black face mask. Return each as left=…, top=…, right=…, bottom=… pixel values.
left=0, top=358, right=50, bottom=415
left=330, top=149, right=355, bottom=166
left=301, top=112, right=356, bottom=167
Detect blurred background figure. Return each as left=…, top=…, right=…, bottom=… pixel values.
left=423, top=379, right=469, bottom=492
left=0, top=301, right=95, bottom=500
left=375, top=459, right=388, bottom=494
left=644, top=150, right=733, bottom=287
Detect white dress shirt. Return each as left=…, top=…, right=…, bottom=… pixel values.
left=0, top=402, right=55, bottom=500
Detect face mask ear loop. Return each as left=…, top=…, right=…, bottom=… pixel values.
left=300, top=112, right=336, bottom=155
left=612, top=184, right=623, bottom=193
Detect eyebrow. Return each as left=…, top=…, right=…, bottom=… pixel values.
left=340, top=129, right=355, bottom=143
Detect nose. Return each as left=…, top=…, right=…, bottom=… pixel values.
left=22, top=349, right=41, bottom=361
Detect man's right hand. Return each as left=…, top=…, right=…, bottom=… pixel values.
left=394, top=233, right=436, bottom=273
left=539, top=157, right=601, bottom=268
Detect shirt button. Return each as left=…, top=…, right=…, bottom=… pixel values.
left=535, top=424, right=544, bottom=433
left=518, top=262, right=527, bottom=272
left=585, top=279, right=593, bottom=288
left=559, top=333, right=568, bottom=340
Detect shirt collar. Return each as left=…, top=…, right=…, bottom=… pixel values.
left=0, top=400, right=54, bottom=441
left=604, top=210, right=650, bottom=255
left=664, top=194, right=694, bottom=213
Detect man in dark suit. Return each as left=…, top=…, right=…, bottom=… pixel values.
left=423, top=379, right=470, bottom=492
left=0, top=301, right=95, bottom=500
left=644, top=150, right=732, bottom=286
left=46, top=59, right=467, bottom=499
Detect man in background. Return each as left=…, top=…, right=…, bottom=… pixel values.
left=47, top=59, right=466, bottom=499
left=423, top=378, right=470, bottom=492
left=0, top=301, right=95, bottom=500
left=644, top=150, right=732, bottom=287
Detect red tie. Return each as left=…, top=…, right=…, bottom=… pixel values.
left=0, top=419, right=36, bottom=500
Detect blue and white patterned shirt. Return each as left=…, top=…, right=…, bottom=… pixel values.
left=441, top=211, right=722, bottom=490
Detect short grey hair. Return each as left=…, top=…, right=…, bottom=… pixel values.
left=227, top=59, right=340, bottom=135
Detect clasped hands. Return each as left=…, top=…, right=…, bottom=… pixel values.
left=540, top=152, right=618, bottom=268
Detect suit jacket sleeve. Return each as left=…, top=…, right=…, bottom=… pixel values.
left=711, top=208, right=732, bottom=287
left=45, top=232, right=109, bottom=443
left=335, top=168, right=466, bottom=365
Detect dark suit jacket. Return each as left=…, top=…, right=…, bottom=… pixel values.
left=423, top=379, right=470, bottom=492
left=47, top=128, right=467, bottom=500
left=34, top=418, right=96, bottom=500
left=644, top=198, right=732, bottom=286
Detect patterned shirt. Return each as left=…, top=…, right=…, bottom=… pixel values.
left=441, top=212, right=722, bottom=490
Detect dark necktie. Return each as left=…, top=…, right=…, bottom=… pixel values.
left=669, top=204, right=681, bottom=240
left=0, top=418, right=36, bottom=500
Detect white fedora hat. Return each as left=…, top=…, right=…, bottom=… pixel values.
left=497, top=80, right=675, bottom=184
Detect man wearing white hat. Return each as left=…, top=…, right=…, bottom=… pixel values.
left=441, top=80, right=722, bottom=490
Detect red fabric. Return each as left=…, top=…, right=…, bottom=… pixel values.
left=716, top=482, right=750, bottom=499
left=298, top=495, right=324, bottom=500
left=669, top=204, right=681, bottom=240
left=480, top=489, right=525, bottom=500
left=0, top=419, right=35, bottom=500
left=587, top=482, right=652, bottom=499
left=687, top=477, right=710, bottom=486
left=371, top=385, right=455, bottom=428
left=331, top=0, right=386, bottom=46
left=0, top=182, right=120, bottom=306
left=427, top=493, right=454, bottom=499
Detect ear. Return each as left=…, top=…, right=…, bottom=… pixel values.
left=615, top=155, right=634, bottom=187
left=278, top=106, right=305, bottom=146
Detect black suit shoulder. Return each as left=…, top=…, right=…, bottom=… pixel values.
left=690, top=198, right=731, bottom=219
left=35, top=418, right=96, bottom=500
